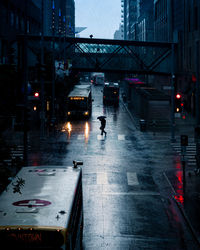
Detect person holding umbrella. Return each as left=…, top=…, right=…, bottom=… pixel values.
left=97, top=116, right=107, bottom=136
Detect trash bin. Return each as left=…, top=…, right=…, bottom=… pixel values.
left=139, top=119, right=147, bottom=132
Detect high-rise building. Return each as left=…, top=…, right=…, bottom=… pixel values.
left=154, top=0, right=173, bottom=42
left=122, top=0, right=138, bottom=40
left=36, top=0, right=75, bottom=37
left=114, top=24, right=124, bottom=40
left=137, top=0, right=154, bottom=41
left=0, top=0, right=41, bottom=64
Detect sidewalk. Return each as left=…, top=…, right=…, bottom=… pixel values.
left=124, top=101, right=200, bottom=246
left=165, top=113, right=200, bottom=246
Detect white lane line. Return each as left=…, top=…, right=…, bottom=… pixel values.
left=97, top=135, right=105, bottom=140
left=97, top=172, right=108, bottom=185
left=102, top=192, right=160, bottom=196
left=127, top=172, right=139, bottom=186
left=77, top=135, right=84, bottom=140
left=118, top=134, right=125, bottom=140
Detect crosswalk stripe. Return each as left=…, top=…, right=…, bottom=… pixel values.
left=118, top=134, right=125, bottom=140
left=97, top=135, right=105, bottom=140
left=97, top=172, right=108, bottom=185
left=77, top=135, right=84, bottom=140
left=172, top=142, right=197, bottom=166
left=127, top=172, right=139, bottom=186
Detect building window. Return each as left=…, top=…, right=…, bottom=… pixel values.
left=189, top=47, right=192, bottom=69
left=194, top=6, right=198, bottom=30
left=188, top=9, right=191, bottom=32
left=16, top=15, right=19, bottom=29
left=10, top=11, right=14, bottom=27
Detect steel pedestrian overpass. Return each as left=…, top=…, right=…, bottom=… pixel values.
left=24, top=35, right=177, bottom=76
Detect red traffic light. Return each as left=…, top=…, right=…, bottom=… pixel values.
left=176, top=93, right=181, bottom=99
left=34, top=92, right=39, bottom=98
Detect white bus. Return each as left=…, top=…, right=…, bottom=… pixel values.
left=0, top=161, right=83, bottom=249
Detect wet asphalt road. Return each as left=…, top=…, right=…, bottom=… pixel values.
left=29, top=85, right=198, bottom=249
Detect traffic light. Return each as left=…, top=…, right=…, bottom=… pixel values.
left=34, top=92, right=39, bottom=98
left=175, top=93, right=183, bottom=113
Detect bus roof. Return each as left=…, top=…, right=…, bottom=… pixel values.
left=0, top=166, right=82, bottom=230
left=68, top=85, right=91, bottom=98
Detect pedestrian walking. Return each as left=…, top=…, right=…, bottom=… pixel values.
left=97, top=116, right=107, bottom=136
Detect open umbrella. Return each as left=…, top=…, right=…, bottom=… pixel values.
left=97, top=116, right=106, bottom=120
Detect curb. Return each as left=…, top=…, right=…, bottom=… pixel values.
left=121, top=100, right=140, bottom=130
left=163, top=172, right=200, bottom=248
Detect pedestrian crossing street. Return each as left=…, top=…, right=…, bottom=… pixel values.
left=171, top=141, right=196, bottom=167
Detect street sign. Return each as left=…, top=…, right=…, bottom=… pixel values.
left=163, top=86, right=172, bottom=90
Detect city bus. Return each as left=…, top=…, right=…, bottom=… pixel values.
left=67, top=84, right=92, bottom=119
left=91, top=73, right=104, bottom=85
left=0, top=161, right=83, bottom=249
left=103, top=82, right=119, bottom=106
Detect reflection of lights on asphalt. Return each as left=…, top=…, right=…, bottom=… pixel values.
left=174, top=195, right=184, bottom=204
left=85, top=122, right=89, bottom=141
left=61, top=122, right=72, bottom=133
left=174, top=170, right=185, bottom=204
left=61, top=127, right=66, bottom=132
left=67, top=122, right=72, bottom=133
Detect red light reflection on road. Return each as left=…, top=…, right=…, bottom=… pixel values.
left=174, top=164, right=185, bottom=204
left=174, top=194, right=184, bottom=204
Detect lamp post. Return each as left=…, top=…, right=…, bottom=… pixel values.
left=171, top=44, right=176, bottom=142
left=51, top=0, right=56, bottom=124
left=196, top=40, right=200, bottom=126
left=40, top=0, right=45, bottom=137
left=23, top=0, right=28, bottom=166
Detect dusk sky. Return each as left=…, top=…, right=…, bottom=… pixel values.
left=75, top=0, right=121, bottom=39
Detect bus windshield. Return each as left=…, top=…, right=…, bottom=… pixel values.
left=67, top=84, right=92, bottom=118
left=68, top=98, right=88, bottom=111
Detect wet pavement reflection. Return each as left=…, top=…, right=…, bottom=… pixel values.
left=27, top=85, right=199, bottom=249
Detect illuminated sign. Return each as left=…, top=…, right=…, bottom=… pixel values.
left=8, top=232, right=42, bottom=243
left=70, top=97, right=84, bottom=100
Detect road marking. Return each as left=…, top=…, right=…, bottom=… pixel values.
left=127, top=172, right=139, bottom=186
left=97, top=135, right=105, bottom=140
left=97, top=172, right=108, bottom=185
left=13, top=199, right=51, bottom=207
left=102, top=192, right=160, bottom=196
left=77, top=135, right=84, bottom=140
left=118, top=134, right=125, bottom=140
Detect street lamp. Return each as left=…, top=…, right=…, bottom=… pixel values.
left=51, top=0, right=56, bottom=124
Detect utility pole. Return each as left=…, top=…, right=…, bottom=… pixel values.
left=196, top=40, right=200, bottom=126
left=23, top=0, right=28, bottom=166
left=171, top=44, right=176, bottom=142
left=195, top=41, right=200, bottom=170
left=51, top=0, right=56, bottom=125
left=40, top=0, right=45, bottom=137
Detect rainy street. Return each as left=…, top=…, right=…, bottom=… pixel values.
left=27, top=85, right=198, bottom=250
left=1, top=1, right=200, bottom=249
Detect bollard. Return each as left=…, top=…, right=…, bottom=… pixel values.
left=139, top=119, right=147, bottom=132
